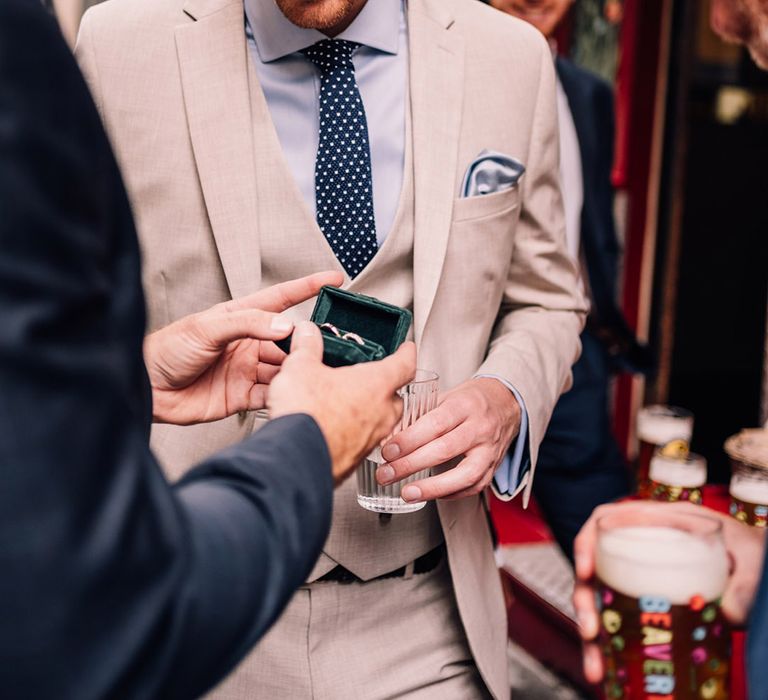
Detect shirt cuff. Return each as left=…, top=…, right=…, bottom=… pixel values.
left=475, top=374, right=531, bottom=500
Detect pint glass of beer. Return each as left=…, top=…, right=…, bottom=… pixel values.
left=726, top=429, right=768, bottom=527
left=649, top=453, right=707, bottom=504
left=356, top=370, right=439, bottom=514
left=636, top=405, right=694, bottom=497
left=596, top=510, right=730, bottom=700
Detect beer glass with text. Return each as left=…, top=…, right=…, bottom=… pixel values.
left=636, top=405, right=694, bottom=497
left=596, top=510, right=730, bottom=699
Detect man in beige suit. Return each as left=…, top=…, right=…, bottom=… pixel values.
left=76, top=0, right=587, bottom=696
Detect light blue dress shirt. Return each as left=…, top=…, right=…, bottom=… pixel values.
left=244, top=0, right=406, bottom=244
left=244, top=0, right=530, bottom=496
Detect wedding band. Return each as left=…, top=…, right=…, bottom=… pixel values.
left=320, top=323, right=342, bottom=337
left=341, top=332, right=364, bottom=346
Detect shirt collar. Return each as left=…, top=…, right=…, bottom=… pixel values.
left=245, top=0, right=401, bottom=63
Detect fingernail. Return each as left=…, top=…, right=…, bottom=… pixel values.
left=376, top=465, right=395, bottom=484
left=297, top=321, right=315, bottom=336
left=585, top=645, right=602, bottom=679
left=401, top=485, right=422, bottom=502
left=382, top=444, right=400, bottom=461
left=576, top=610, right=591, bottom=635
left=270, top=316, right=293, bottom=333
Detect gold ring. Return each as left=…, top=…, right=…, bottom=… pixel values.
left=341, top=332, right=364, bottom=346
left=320, top=323, right=341, bottom=337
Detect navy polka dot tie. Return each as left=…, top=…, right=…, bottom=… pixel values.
left=302, top=39, right=378, bottom=278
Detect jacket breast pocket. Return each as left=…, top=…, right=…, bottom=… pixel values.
left=451, top=185, right=520, bottom=223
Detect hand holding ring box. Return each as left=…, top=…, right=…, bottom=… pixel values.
left=275, top=287, right=438, bottom=513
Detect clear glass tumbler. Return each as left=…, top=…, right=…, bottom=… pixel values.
left=356, top=369, right=439, bottom=514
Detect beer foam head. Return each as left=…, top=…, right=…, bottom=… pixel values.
left=637, top=405, right=694, bottom=445
left=650, top=454, right=707, bottom=487
left=725, top=429, right=768, bottom=469
left=596, top=526, right=728, bottom=604
left=730, top=473, right=768, bottom=505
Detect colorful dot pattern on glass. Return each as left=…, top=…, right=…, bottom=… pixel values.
left=596, top=584, right=730, bottom=699
left=302, top=39, right=378, bottom=278
left=649, top=481, right=703, bottom=505
left=729, top=497, right=768, bottom=527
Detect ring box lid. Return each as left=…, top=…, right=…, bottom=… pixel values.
left=274, top=286, right=412, bottom=366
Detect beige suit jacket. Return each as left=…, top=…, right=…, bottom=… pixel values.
left=77, top=0, right=587, bottom=696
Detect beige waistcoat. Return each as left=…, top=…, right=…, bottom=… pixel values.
left=249, top=61, right=443, bottom=581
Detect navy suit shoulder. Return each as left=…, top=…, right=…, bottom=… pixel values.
left=555, top=58, right=615, bottom=134
left=0, top=2, right=332, bottom=698
left=557, top=56, right=614, bottom=101
left=555, top=57, right=619, bottom=320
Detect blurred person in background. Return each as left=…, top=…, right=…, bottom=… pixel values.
left=485, top=0, right=653, bottom=560
left=0, top=2, right=415, bottom=697
left=574, top=5, right=768, bottom=699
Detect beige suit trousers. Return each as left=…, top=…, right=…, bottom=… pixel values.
left=205, top=560, right=491, bottom=700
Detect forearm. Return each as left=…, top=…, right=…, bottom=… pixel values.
left=164, top=414, right=333, bottom=698
left=0, top=401, right=331, bottom=699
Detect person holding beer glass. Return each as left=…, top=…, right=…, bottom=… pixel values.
left=573, top=502, right=765, bottom=698
left=575, top=1, right=768, bottom=697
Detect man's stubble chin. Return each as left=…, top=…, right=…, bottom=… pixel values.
left=274, top=0, right=358, bottom=31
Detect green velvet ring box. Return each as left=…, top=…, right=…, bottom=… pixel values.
left=275, top=286, right=412, bottom=367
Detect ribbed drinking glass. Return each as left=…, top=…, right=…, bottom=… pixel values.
left=356, top=369, right=439, bottom=514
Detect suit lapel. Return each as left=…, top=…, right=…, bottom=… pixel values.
left=175, top=0, right=261, bottom=300
left=409, top=0, right=465, bottom=345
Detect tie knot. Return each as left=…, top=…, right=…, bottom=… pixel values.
left=301, top=39, right=360, bottom=74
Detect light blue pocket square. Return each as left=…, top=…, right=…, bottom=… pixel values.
left=461, top=149, right=526, bottom=198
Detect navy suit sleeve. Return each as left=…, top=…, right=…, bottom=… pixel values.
left=0, top=3, right=332, bottom=699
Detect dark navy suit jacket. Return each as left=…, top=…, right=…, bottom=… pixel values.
left=556, top=57, right=651, bottom=374
left=556, top=57, right=620, bottom=329
left=0, top=3, right=332, bottom=698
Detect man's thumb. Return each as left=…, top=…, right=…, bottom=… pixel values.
left=379, top=342, right=417, bottom=389
left=290, top=321, right=324, bottom=361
